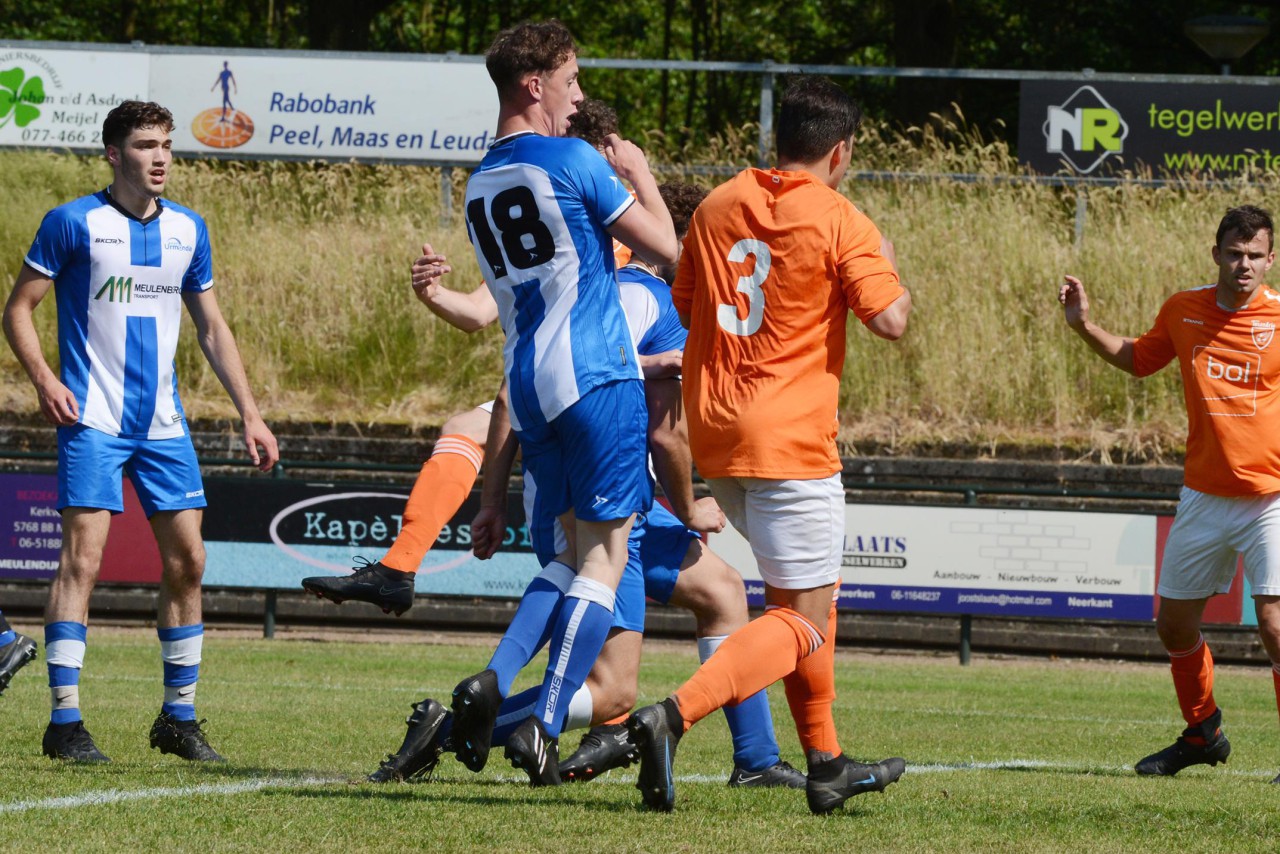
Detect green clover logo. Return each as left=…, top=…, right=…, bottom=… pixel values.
left=0, top=67, right=45, bottom=129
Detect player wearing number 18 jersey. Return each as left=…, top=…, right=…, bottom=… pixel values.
left=452, top=20, right=677, bottom=779
left=627, top=76, right=912, bottom=814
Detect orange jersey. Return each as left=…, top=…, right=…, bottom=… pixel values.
left=672, top=168, right=903, bottom=479
left=1132, top=283, right=1280, bottom=495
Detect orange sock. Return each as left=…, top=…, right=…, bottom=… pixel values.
left=782, top=587, right=841, bottom=757
left=1272, top=663, right=1280, bottom=726
left=380, top=435, right=482, bottom=573
left=1169, top=634, right=1217, bottom=734
left=673, top=606, right=824, bottom=733
left=602, top=713, right=628, bottom=726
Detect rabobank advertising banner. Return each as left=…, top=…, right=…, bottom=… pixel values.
left=711, top=504, right=1162, bottom=622
left=1020, top=80, right=1280, bottom=176
left=0, top=42, right=497, bottom=164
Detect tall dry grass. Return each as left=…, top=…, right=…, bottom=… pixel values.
left=1, top=126, right=1271, bottom=455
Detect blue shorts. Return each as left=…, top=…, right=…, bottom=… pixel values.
left=517, top=380, right=651, bottom=523
left=526, top=493, right=695, bottom=632
left=638, top=502, right=698, bottom=606
left=57, top=424, right=205, bottom=517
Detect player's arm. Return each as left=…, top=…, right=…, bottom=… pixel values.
left=1058, top=275, right=1137, bottom=375
left=472, top=380, right=518, bottom=560
left=603, top=134, right=678, bottom=266
left=410, top=242, right=498, bottom=332
left=639, top=348, right=682, bottom=380
left=183, top=288, right=279, bottom=471
left=645, top=376, right=725, bottom=534
left=2, top=265, right=78, bottom=426
left=866, top=289, right=912, bottom=341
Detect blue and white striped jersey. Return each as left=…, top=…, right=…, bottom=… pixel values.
left=465, top=132, right=641, bottom=434
left=24, top=191, right=213, bottom=440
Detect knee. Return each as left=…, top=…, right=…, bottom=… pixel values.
left=162, top=542, right=206, bottom=589
left=441, top=407, right=490, bottom=446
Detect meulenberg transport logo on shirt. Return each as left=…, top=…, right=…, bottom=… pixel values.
left=94, top=275, right=131, bottom=303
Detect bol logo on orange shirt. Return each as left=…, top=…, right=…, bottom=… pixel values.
left=1194, top=345, right=1260, bottom=416
left=191, top=60, right=254, bottom=149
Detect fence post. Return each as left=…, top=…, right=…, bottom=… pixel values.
left=758, top=62, right=774, bottom=169
left=1074, top=188, right=1088, bottom=250
left=440, top=165, right=454, bottom=227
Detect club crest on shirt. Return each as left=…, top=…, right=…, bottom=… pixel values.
left=1252, top=320, right=1275, bottom=351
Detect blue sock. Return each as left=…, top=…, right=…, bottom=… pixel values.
left=699, top=635, right=780, bottom=772
left=46, top=621, right=87, bottom=725
left=489, top=686, right=540, bottom=748
left=486, top=562, right=573, bottom=696
left=534, top=577, right=615, bottom=738
left=158, top=624, right=203, bottom=721
left=0, top=609, right=14, bottom=646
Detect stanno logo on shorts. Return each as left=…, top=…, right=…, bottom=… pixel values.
left=1193, top=345, right=1260, bottom=417
left=185, top=490, right=205, bottom=498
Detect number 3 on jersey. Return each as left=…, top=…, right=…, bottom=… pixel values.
left=717, top=238, right=771, bottom=336
left=466, top=186, right=555, bottom=280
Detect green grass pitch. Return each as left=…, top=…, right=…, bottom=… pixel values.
left=0, top=625, right=1276, bottom=852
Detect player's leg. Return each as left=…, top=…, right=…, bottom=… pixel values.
left=655, top=517, right=801, bottom=788
left=1136, top=488, right=1236, bottom=775
left=558, top=562, right=646, bottom=782
left=0, top=608, right=38, bottom=696
left=42, top=507, right=111, bottom=761
left=506, top=380, right=649, bottom=785
left=130, top=434, right=223, bottom=762
left=303, top=405, right=489, bottom=615
left=41, top=425, right=121, bottom=762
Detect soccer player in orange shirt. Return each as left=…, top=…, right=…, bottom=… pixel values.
left=1060, top=205, right=1280, bottom=782
left=626, top=75, right=913, bottom=814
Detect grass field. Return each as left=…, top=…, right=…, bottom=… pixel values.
left=0, top=625, right=1277, bottom=852
left=4, top=126, right=1279, bottom=455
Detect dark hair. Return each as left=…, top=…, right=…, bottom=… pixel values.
left=1217, top=205, right=1274, bottom=251
left=566, top=99, right=618, bottom=149
left=102, top=100, right=174, bottom=150
left=485, top=20, right=577, bottom=100
left=776, top=76, right=862, bottom=164
left=658, top=182, right=707, bottom=240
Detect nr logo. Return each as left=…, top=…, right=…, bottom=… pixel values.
left=0, top=66, right=44, bottom=130
left=1194, top=346, right=1260, bottom=417
left=1042, top=86, right=1129, bottom=174
left=94, top=276, right=133, bottom=303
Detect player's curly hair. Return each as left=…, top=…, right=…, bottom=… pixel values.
left=102, top=101, right=174, bottom=150
left=776, top=75, right=862, bottom=164
left=1217, top=205, right=1274, bottom=251
left=486, top=20, right=578, bottom=101
left=566, top=99, right=619, bottom=149
left=658, top=182, right=708, bottom=240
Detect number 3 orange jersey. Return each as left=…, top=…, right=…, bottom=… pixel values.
left=672, top=168, right=904, bottom=480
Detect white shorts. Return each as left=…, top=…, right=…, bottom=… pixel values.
left=707, top=473, right=844, bottom=590
left=1158, top=486, right=1280, bottom=599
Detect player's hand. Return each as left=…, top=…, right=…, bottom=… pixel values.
left=411, top=242, right=452, bottom=303
left=1059, top=275, right=1090, bottom=329
left=243, top=417, right=279, bottom=472
left=685, top=496, right=727, bottom=535
left=602, top=134, right=654, bottom=185
left=471, top=504, right=506, bottom=560
left=639, top=349, right=682, bottom=380
left=35, top=377, right=79, bottom=426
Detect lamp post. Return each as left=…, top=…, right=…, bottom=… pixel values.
left=1184, top=15, right=1270, bottom=76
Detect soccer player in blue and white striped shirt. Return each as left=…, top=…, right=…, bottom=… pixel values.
left=3, top=100, right=278, bottom=762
